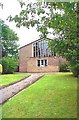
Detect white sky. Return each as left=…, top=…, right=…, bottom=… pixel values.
left=0, top=0, right=40, bottom=47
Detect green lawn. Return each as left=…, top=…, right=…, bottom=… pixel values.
left=2, top=73, right=77, bottom=118
left=0, top=73, right=29, bottom=86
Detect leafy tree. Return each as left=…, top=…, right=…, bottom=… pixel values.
left=8, top=1, right=79, bottom=77
left=0, top=19, right=19, bottom=57
left=0, top=20, right=19, bottom=73
left=0, top=57, right=18, bottom=74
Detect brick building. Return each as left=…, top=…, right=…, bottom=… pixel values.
left=19, top=38, right=66, bottom=73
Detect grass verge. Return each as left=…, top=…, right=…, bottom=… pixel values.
left=0, top=73, right=29, bottom=86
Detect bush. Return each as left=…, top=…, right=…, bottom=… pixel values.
left=70, top=63, right=79, bottom=77
left=0, top=57, right=18, bottom=74
left=59, top=63, right=70, bottom=72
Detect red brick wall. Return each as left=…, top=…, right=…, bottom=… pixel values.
left=26, top=57, right=59, bottom=72
left=19, top=44, right=67, bottom=73
left=19, top=44, right=32, bottom=72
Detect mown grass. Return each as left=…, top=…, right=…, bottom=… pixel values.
left=2, top=72, right=77, bottom=118
left=0, top=73, right=29, bottom=86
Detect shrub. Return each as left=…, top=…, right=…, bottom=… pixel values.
left=59, top=63, right=70, bottom=72
left=0, top=57, right=18, bottom=74
left=70, top=63, right=79, bottom=77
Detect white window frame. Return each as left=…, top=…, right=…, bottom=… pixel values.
left=37, top=59, right=48, bottom=67
left=32, top=44, right=33, bottom=57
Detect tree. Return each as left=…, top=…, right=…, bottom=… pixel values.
left=0, top=57, right=18, bottom=74
left=8, top=1, right=79, bottom=77
left=0, top=20, right=19, bottom=73
left=0, top=19, right=19, bottom=57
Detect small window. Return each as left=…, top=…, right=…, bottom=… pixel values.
left=41, top=60, right=44, bottom=65
left=37, top=60, right=40, bottom=67
left=37, top=59, right=48, bottom=67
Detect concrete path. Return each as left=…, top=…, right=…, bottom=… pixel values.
left=0, top=73, right=44, bottom=105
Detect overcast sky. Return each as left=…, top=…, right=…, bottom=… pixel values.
left=0, top=0, right=41, bottom=47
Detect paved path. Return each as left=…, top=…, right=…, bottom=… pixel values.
left=0, top=73, right=44, bottom=105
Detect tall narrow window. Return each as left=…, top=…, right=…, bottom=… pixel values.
left=33, top=46, right=36, bottom=57
left=33, top=39, right=55, bottom=57
left=36, top=42, right=38, bottom=57
left=45, top=60, right=47, bottom=66
left=38, top=48, right=40, bottom=57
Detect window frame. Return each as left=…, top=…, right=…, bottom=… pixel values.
left=37, top=59, right=48, bottom=67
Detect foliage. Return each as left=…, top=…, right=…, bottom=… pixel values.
left=70, top=62, right=79, bottom=77
left=0, top=20, right=19, bottom=74
left=59, top=63, right=70, bottom=72
left=8, top=2, right=79, bottom=77
left=0, top=57, right=18, bottom=74
left=0, top=73, right=29, bottom=86
left=0, top=19, right=19, bottom=57
left=2, top=73, right=77, bottom=118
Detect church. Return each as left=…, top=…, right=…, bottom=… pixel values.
left=19, top=38, right=66, bottom=73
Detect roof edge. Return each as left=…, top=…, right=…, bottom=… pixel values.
left=19, top=37, right=53, bottom=49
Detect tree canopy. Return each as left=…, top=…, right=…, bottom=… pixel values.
left=8, top=1, right=79, bottom=77
left=0, top=19, right=19, bottom=73
left=0, top=19, right=19, bottom=57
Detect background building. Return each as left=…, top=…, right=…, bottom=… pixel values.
left=19, top=38, right=66, bottom=73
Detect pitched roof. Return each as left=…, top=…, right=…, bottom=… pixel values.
left=19, top=37, right=52, bottom=49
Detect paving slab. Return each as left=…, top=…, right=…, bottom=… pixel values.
left=0, top=73, right=44, bottom=105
